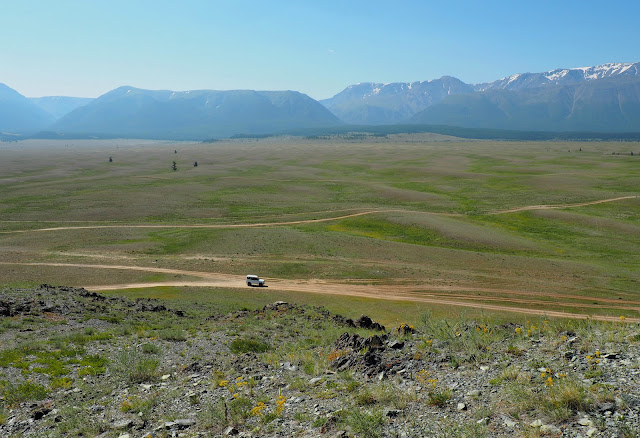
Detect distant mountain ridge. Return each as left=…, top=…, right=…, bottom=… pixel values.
left=2, top=61, right=640, bottom=139
left=51, top=86, right=342, bottom=140
left=0, top=83, right=55, bottom=134
left=322, top=62, right=640, bottom=129
left=30, top=96, right=93, bottom=119
left=476, top=62, right=640, bottom=91
left=411, top=76, right=640, bottom=132
left=321, top=76, right=473, bottom=124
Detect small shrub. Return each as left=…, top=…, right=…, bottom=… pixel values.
left=0, top=348, right=30, bottom=369
left=31, top=356, right=69, bottom=376
left=0, top=380, right=48, bottom=406
left=262, top=412, right=278, bottom=424
left=120, top=394, right=157, bottom=419
left=313, top=417, right=328, bottom=428
left=79, top=354, right=108, bottom=376
left=0, top=404, right=7, bottom=425
left=347, top=409, right=385, bottom=438
left=228, top=396, right=253, bottom=423
left=111, top=349, right=160, bottom=383
left=355, top=390, right=377, bottom=406
left=543, top=379, right=593, bottom=420
left=229, top=338, right=270, bottom=354
left=156, top=328, right=187, bottom=342
left=427, top=389, right=452, bottom=407
left=50, top=377, right=73, bottom=390
left=141, top=343, right=162, bottom=355
left=199, top=399, right=228, bottom=430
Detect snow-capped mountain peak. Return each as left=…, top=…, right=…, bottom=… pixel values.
left=476, top=61, right=640, bottom=91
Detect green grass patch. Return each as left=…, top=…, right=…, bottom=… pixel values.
left=229, top=338, right=271, bottom=354
left=79, top=354, right=108, bottom=376
left=0, top=380, right=48, bottom=406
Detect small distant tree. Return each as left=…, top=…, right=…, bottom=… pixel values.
left=174, top=149, right=177, bottom=154
left=108, top=157, right=113, bottom=163
left=193, top=161, right=198, bottom=167
left=171, top=161, right=177, bottom=171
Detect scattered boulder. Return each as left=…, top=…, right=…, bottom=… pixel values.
left=355, top=315, right=386, bottom=331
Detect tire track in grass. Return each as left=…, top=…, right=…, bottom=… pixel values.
left=490, top=195, right=638, bottom=214
left=1, top=196, right=636, bottom=234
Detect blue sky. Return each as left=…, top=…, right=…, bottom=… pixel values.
left=2, top=0, right=639, bottom=99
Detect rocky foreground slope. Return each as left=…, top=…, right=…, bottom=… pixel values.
left=1, top=285, right=639, bottom=437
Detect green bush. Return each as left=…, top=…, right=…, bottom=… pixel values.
left=229, top=338, right=270, bottom=354
left=79, top=354, right=108, bottom=376
left=110, top=349, right=160, bottom=383
left=0, top=380, right=48, bottom=405
left=199, top=399, right=228, bottom=429
left=347, top=409, right=385, bottom=438
left=141, top=343, right=162, bottom=354
left=156, top=328, right=187, bottom=341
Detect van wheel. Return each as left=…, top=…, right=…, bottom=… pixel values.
left=247, top=283, right=251, bottom=287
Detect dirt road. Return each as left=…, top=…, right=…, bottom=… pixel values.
left=1, top=195, right=636, bottom=235
left=491, top=195, right=638, bottom=214
left=3, top=261, right=637, bottom=323
left=2, top=195, right=638, bottom=321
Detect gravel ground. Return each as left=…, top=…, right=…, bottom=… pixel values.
left=1, top=285, right=639, bottom=437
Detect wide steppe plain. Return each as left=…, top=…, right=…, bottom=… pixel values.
left=1, top=135, right=638, bottom=324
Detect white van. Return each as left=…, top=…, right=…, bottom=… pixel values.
left=246, top=274, right=266, bottom=287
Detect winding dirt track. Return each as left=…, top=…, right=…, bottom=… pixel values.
left=2, top=262, right=637, bottom=323
left=491, top=196, right=638, bottom=214
left=2, top=195, right=638, bottom=321
left=0, top=195, right=637, bottom=234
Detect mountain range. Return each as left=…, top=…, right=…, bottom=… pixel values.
left=1, top=61, right=640, bottom=139
left=49, top=87, right=341, bottom=140
left=0, top=83, right=54, bottom=135
left=322, top=62, right=640, bottom=129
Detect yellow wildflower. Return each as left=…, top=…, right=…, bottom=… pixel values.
left=250, top=402, right=267, bottom=416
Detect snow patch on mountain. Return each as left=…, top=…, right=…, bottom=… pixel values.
left=477, top=62, right=640, bottom=91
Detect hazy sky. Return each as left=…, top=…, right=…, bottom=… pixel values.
left=2, top=0, right=639, bottom=99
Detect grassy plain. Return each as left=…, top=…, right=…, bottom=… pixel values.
left=0, top=135, right=638, bottom=324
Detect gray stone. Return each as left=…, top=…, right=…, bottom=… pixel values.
left=309, top=377, right=323, bottom=385
left=457, top=403, right=466, bottom=411
left=586, top=427, right=598, bottom=437
left=224, top=426, right=239, bottom=435
left=578, top=417, right=593, bottom=427
left=466, top=390, right=481, bottom=397
left=540, top=424, right=561, bottom=434
left=170, top=419, right=195, bottom=429
left=530, top=419, right=543, bottom=427
left=111, top=420, right=133, bottom=429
